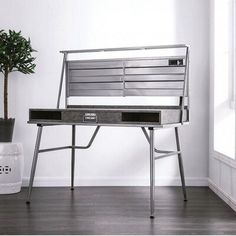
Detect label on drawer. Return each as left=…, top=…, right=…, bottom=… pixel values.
left=83, top=113, right=97, bottom=123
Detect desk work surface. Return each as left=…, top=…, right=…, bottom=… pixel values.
left=28, top=105, right=189, bottom=127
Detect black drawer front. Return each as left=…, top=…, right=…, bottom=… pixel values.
left=30, top=110, right=62, bottom=121
left=122, top=112, right=160, bottom=123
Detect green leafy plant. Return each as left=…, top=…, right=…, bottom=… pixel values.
left=0, top=30, right=36, bottom=120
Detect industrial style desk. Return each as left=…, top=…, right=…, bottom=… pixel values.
left=26, top=44, right=190, bottom=218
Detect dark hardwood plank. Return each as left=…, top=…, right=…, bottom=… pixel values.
left=0, top=187, right=236, bottom=235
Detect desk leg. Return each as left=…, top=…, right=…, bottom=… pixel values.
left=26, top=125, right=43, bottom=204
left=149, top=127, right=155, bottom=218
left=175, top=127, right=187, bottom=201
left=71, top=125, right=76, bottom=190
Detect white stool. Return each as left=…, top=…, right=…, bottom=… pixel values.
left=0, top=143, right=23, bottom=194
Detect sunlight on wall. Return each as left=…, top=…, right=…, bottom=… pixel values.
left=214, top=0, right=235, bottom=159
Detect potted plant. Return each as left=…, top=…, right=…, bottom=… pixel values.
left=0, top=30, right=36, bottom=142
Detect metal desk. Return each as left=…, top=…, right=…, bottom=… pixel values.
left=26, top=44, right=190, bottom=218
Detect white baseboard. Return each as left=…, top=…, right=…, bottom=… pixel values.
left=209, top=179, right=236, bottom=212
left=22, top=176, right=208, bottom=187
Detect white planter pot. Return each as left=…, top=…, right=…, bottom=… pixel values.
left=0, top=143, right=24, bottom=194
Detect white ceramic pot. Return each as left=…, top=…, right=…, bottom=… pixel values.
left=0, top=143, right=23, bottom=194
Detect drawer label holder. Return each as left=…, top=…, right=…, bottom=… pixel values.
left=83, top=113, right=97, bottom=123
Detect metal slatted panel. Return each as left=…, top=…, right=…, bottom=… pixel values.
left=125, top=81, right=184, bottom=89
left=69, top=89, right=123, bottom=96
left=66, top=56, right=187, bottom=97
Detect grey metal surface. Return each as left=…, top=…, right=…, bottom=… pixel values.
left=175, top=127, right=187, bottom=201
left=149, top=128, right=155, bottom=218
left=71, top=125, right=76, bottom=190
left=62, top=45, right=189, bottom=100
left=141, top=127, right=181, bottom=159
left=37, top=126, right=100, bottom=154
left=80, top=126, right=100, bottom=149
left=28, top=106, right=188, bottom=126
left=122, top=74, right=185, bottom=82
left=155, top=151, right=180, bottom=160
left=55, top=44, right=190, bottom=121
left=125, top=81, right=184, bottom=89
left=142, top=125, right=187, bottom=218
left=66, top=105, right=187, bottom=110
left=39, top=145, right=71, bottom=153
left=69, top=82, right=123, bottom=90
left=68, top=55, right=185, bottom=64
left=125, top=89, right=184, bottom=97
left=181, top=47, right=189, bottom=123
left=60, top=44, right=188, bottom=54
left=70, top=75, right=122, bottom=83
left=66, top=57, right=186, bottom=97
left=28, top=120, right=189, bottom=128
left=57, top=53, right=67, bottom=108
left=125, top=67, right=185, bottom=75
left=54, top=44, right=190, bottom=120
left=26, top=126, right=43, bottom=203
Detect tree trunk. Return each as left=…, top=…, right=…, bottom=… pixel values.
left=4, top=72, right=8, bottom=120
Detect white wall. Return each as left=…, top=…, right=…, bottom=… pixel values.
left=0, top=0, right=210, bottom=186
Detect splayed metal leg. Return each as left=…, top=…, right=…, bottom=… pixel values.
left=149, top=127, right=155, bottom=218
left=26, top=125, right=43, bottom=204
left=175, top=127, right=187, bottom=201
left=71, top=125, right=76, bottom=190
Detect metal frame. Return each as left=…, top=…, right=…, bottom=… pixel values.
left=58, top=44, right=190, bottom=114
left=142, top=126, right=187, bottom=217
left=26, top=125, right=100, bottom=203
left=26, top=124, right=187, bottom=218
left=27, top=45, right=189, bottom=218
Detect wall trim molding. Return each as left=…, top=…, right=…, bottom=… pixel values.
left=210, top=152, right=236, bottom=169
left=22, top=176, right=208, bottom=187
left=209, top=179, right=236, bottom=212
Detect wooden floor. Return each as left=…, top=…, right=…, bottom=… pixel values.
left=0, top=187, right=236, bottom=235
